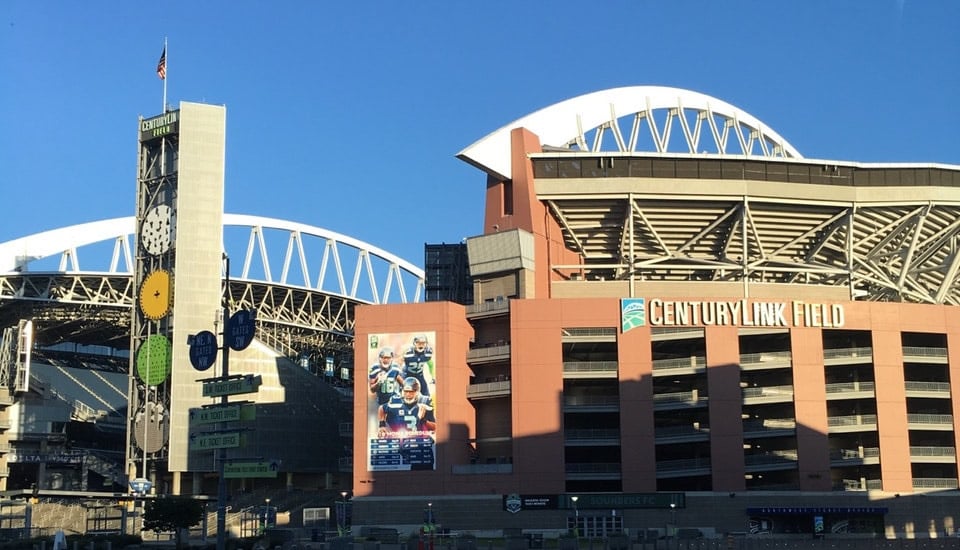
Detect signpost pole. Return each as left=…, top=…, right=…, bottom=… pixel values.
left=216, top=255, right=230, bottom=550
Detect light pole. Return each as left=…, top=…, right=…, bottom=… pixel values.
left=339, top=492, right=349, bottom=536
left=669, top=503, right=676, bottom=542
left=427, top=503, right=434, bottom=550
left=571, top=496, right=579, bottom=538
left=264, top=498, right=271, bottom=533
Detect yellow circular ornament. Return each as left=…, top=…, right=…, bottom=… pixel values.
left=139, top=269, right=172, bottom=320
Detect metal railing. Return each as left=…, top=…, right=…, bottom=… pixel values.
left=739, top=351, right=792, bottom=365
left=825, top=381, right=875, bottom=394
left=452, top=463, right=512, bottom=475
left=656, top=457, right=711, bottom=472
left=561, top=327, right=617, bottom=339
left=913, top=478, right=959, bottom=489
left=653, top=390, right=706, bottom=404
left=839, top=478, right=884, bottom=491
left=655, top=425, right=710, bottom=439
left=565, top=429, right=620, bottom=441
left=827, top=414, right=878, bottom=428
left=902, top=346, right=948, bottom=359
left=466, top=344, right=511, bottom=361
left=742, top=385, right=794, bottom=399
left=744, top=451, right=798, bottom=465
left=562, top=361, right=618, bottom=374
left=742, top=418, right=796, bottom=432
left=565, top=462, right=621, bottom=474
left=904, top=381, right=951, bottom=393
left=564, top=394, right=620, bottom=406
left=652, top=356, right=706, bottom=371
left=909, top=446, right=956, bottom=457
left=907, top=413, right=954, bottom=425
left=823, top=347, right=873, bottom=361
left=651, top=327, right=704, bottom=337
left=465, top=299, right=510, bottom=316
left=467, top=380, right=511, bottom=398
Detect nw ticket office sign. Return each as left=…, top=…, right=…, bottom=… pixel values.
left=189, top=403, right=255, bottom=427
left=622, top=298, right=845, bottom=333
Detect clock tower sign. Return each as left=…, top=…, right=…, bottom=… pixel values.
left=128, top=103, right=226, bottom=496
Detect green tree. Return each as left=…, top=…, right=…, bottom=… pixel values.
left=142, top=496, right=206, bottom=550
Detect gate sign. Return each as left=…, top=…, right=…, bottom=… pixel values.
left=227, top=309, right=256, bottom=351
left=224, top=460, right=281, bottom=479
left=129, top=477, right=153, bottom=494
left=189, top=330, right=218, bottom=371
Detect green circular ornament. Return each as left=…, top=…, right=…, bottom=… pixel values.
left=137, top=334, right=172, bottom=386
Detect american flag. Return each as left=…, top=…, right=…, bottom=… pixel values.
left=156, top=46, right=167, bottom=80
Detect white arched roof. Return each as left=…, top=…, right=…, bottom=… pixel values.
left=457, top=85, right=802, bottom=180
left=0, top=215, right=418, bottom=274
left=0, top=214, right=425, bottom=304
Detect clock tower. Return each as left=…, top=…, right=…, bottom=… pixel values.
left=129, top=103, right=226, bottom=495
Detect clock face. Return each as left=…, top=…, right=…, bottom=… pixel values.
left=136, top=334, right=172, bottom=386
left=139, top=269, right=172, bottom=321
left=141, top=204, right=175, bottom=256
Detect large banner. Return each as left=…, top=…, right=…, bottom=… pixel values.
left=366, top=332, right=437, bottom=471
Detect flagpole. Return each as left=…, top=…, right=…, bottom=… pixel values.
left=162, top=37, right=168, bottom=112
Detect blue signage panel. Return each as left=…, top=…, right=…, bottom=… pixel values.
left=189, top=330, right=218, bottom=371
left=227, top=310, right=256, bottom=351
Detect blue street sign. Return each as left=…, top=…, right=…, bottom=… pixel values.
left=227, top=309, right=256, bottom=351
left=189, top=330, right=218, bottom=371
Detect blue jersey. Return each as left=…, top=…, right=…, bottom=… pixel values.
left=381, top=394, right=435, bottom=434
left=403, top=346, right=433, bottom=375
left=403, top=346, right=434, bottom=396
left=369, top=363, right=404, bottom=405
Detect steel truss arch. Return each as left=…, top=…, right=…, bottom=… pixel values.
left=0, top=214, right=425, bottom=357
left=546, top=194, right=960, bottom=305
left=458, top=86, right=802, bottom=181
left=0, top=214, right=425, bottom=304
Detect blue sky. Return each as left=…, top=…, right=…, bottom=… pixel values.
left=2, top=1, right=958, bottom=268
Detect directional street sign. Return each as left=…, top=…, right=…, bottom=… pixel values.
left=224, top=460, right=281, bottom=479
left=202, top=374, right=262, bottom=398
left=189, top=403, right=256, bottom=427
left=227, top=309, right=256, bottom=351
left=189, top=430, right=244, bottom=451
left=189, top=330, right=218, bottom=371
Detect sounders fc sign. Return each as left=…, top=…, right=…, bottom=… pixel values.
left=622, top=298, right=844, bottom=332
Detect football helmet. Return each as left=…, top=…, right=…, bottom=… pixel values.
left=413, top=335, right=428, bottom=351
left=402, top=376, right=421, bottom=404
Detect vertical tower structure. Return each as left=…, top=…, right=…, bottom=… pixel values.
left=128, top=102, right=226, bottom=493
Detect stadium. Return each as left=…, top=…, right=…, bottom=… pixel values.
left=350, top=86, right=960, bottom=539
left=2, top=86, right=960, bottom=542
